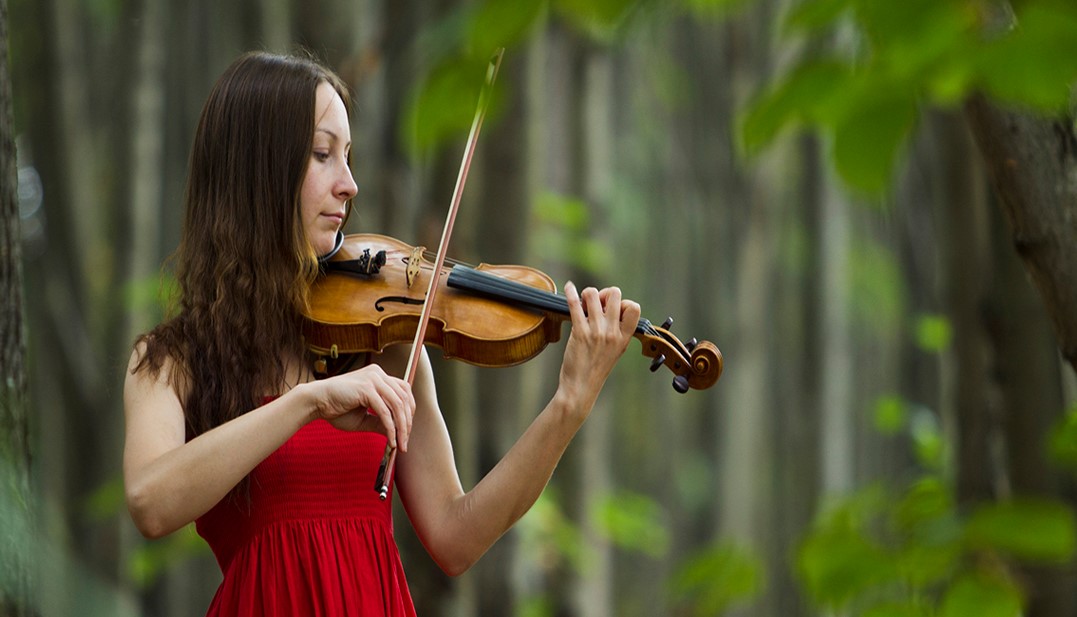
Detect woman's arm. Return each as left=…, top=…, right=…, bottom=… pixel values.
left=123, top=346, right=415, bottom=539
left=393, top=283, right=640, bottom=575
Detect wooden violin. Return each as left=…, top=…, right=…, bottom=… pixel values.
left=303, top=233, right=723, bottom=393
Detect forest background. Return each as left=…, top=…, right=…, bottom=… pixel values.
left=3, top=0, right=1077, bottom=615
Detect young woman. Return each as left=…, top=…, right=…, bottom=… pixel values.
left=123, top=51, right=640, bottom=615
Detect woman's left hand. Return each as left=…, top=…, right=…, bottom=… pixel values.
left=557, top=282, right=641, bottom=412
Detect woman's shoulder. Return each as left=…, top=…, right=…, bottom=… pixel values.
left=126, top=333, right=187, bottom=399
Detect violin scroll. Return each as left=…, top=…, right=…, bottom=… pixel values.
left=636, top=320, right=723, bottom=393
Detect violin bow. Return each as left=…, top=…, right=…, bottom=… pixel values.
left=376, top=48, right=505, bottom=500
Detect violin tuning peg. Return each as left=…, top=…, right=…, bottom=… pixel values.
left=686, top=337, right=698, bottom=352
left=649, top=354, right=666, bottom=372
left=672, top=375, right=690, bottom=394
left=660, top=317, right=674, bottom=330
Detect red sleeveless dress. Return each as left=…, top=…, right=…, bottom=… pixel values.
left=196, top=418, right=416, bottom=616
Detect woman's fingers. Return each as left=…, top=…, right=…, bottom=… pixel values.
left=320, top=365, right=415, bottom=451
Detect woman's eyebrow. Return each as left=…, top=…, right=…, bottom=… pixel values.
left=315, top=128, right=351, bottom=148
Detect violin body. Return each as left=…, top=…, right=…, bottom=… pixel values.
left=305, top=234, right=565, bottom=367
left=304, top=233, right=723, bottom=392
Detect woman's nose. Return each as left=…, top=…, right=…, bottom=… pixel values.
left=337, top=168, right=358, bottom=201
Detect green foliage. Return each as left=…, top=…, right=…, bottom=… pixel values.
left=797, top=454, right=1076, bottom=615
left=849, top=238, right=906, bottom=338
left=534, top=192, right=613, bottom=275
left=127, top=525, right=211, bottom=588
left=886, top=397, right=945, bottom=470
left=669, top=542, right=764, bottom=616
left=554, top=0, right=638, bottom=40
left=406, top=0, right=742, bottom=155
left=590, top=490, right=670, bottom=557
left=518, top=490, right=590, bottom=573
left=1047, top=403, right=1077, bottom=472
left=123, top=273, right=178, bottom=315
left=405, top=56, right=499, bottom=155
left=914, top=313, right=952, bottom=352
left=871, top=395, right=907, bottom=435
left=813, top=390, right=1077, bottom=613
left=740, top=0, right=1077, bottom=194
left=964, top=499, right=1076, bottom=563
left=83, top=477, right=126, bottom=521
left=938, top=573, right=1022, bottom=617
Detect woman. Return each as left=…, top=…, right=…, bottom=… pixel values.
left=124, top=51, right=640, bottom=615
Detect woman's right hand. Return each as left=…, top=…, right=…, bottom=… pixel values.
left=305, top=364, right=415, bottom=451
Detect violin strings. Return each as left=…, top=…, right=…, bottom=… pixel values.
left=447, top=266, right=659, bottom=337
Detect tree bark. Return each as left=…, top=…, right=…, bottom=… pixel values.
left=0, top=0, right=33, bottom=612
left=964, top=96, right=1077, bottom=378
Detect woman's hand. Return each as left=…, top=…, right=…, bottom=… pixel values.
left=558, top=282, right=642, bottom=412
left=305, top=364, right=416, bottom=452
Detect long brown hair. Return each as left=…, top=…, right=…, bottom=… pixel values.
left=133, top=51, right=352, bottom=439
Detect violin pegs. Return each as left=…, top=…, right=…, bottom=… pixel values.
left=685, top=337, right=698, bottom=352
left=660, top=317, right=674, bottom=330
left=672, top=375, right=690, bottom=394
left=649, top=354, right=666, bottom=372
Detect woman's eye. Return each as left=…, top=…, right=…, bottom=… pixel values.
left=313, top=151, right=330, bottom=162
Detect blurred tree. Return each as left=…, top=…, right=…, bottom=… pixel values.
left=0, top=0, right=33, bottom=613
left=741, top=1, right=1077, bottom=615
left=741, top=0, right=1077, bottom=378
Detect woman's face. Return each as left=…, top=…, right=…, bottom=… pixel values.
left=302, top=81, right=357, bottom=256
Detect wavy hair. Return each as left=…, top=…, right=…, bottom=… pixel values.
left=134, top=51, right=352, bottom=439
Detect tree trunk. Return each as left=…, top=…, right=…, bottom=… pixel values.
left=0, top=0, right=33, bottom=613
left=933, top=109, right=997, bottom=505
left=986, top=191, right=1077, bottom=617
left=964, top=96, right=1077, bottom=378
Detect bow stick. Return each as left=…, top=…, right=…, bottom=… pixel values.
left=376, top=48, right=505, bottom=500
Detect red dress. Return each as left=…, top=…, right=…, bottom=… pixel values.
left=196, top=419, right=416, bottom=616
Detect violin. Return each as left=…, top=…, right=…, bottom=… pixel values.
left=303, top=233, right=723, bottom=393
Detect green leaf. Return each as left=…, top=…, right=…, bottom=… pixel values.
left=83, top=477, right=126, bottom=521
left=872, top=395, right=908, bottom=435
left=975, top=4, right=1077, bottom=112
left=553, top=0, right=638, bottom=40
left=862, top=602, right=928, bottom=617
left=892, top=477, right=953, bottom=533
left=533, top=192, right=613, bottom=275
left=681, top=0, right=753, bottom=19
left=939, top=573, right=1023, bottom=617
left=124, top=273, right=178, bottom=313
left=965, top=499, right=1077, bottom=563
left=739, top=59, right=850, bottom=155
left=670, top=543, right=764, bottom=616
left=1047, top=405, right=1077, bottom=471
left=404, top=57, right=492, bottom=154
left=909, top=409, right=945, bottom=470
left=518, top=491, right=591, bottom=573
left=590, top=491, right=670, bottom=557
left=127, top=525, right=211, bottom=588
left=849, top=238, right=906, bottom=336
left=466, top=0, right=546, bottom=53
left=798, top=530, right=896, bottom=608
left=831, top=90, right=917, bottom=194
left=782, top=0, right=853, bottom=33
left=534, top=192, right=591, bottom=231
left=914, top=314, right=952, bottom=352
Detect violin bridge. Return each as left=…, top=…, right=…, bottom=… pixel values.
left=406, top=246, right=424, bottom=288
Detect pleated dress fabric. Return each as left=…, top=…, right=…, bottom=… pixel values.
left=196, top=416, right=416, bottom=616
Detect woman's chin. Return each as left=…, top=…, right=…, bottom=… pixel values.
left=313, top=234, right=339, bottom=259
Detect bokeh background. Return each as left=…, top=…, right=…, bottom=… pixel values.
left=5, top=0, right=1077, bottom=615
